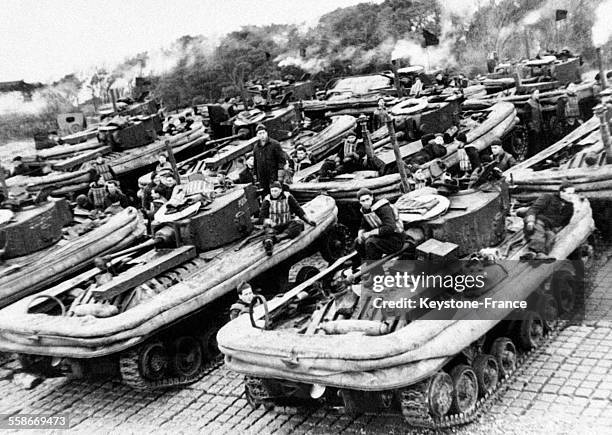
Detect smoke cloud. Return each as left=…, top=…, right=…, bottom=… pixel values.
left=592, top=0, right=612, bottom=46
left=0, top=92, right=47, bottom=116
left=277, top=55, right=330, bottom=73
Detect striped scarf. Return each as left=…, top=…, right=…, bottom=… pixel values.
left=565, top=94, right=580, bottom=119
left=94, top=162, right=113, bottom=181
left=343, top=139, right=357, bottom=158
left=458, top=147, right=471, bottom=172
left=89, top=184, right=107, bottom=208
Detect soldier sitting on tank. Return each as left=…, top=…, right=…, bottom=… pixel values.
left=153, top=153, right=172, bottom=178
left=490, top=138, right=516, bottom=171
left=468, top=154, right=504, bottom=189
left=335, top=133, right=365, bottom=174
left=353, top=188, right=405, bottom=280
left=184, top=113, right=195, bottom=130
left=260, top=181, right=317, bottom=256
left=155, top=170, right=178, bottom=200
left=282, top=150, right=295, bottom=184
left=523, top=182, right=575, bottom=259
left=318, top=156, right=340, bottom=181
left=293, top=146, right=312, bottom=172
left=10, top=156, right=32, bottom=177
left=105, top=180, right=129, bottom=208
left=236, top=154, right=255, bottom=184
left=72, top=194, right=96, bottom=220
left=88, top=174, right=111, bottom=211
left=229, top=281, right=259, bottom=320
left=92, top=153, right=115, bottom=182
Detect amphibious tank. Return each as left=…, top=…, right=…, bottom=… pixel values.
left=0, top=175, right=349, bottom=389
left=0, top=185, right=145, bottom=309
left=12, top=120, right=209, bottom=197
left=218, top=188, right=594, bottom=428
left=290, top=102, right=517, bottom=205
left=506, top=101, right=612, bottom=231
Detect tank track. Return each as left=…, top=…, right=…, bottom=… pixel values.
left=119, top=344, right=223, bottom=390
left=399, top=249, right=599, bottom=429
left=398, top=321, right=565, bottom=429
left=118, top=255, right=225, bottom=390
left=244, top=249, right=599, bottom=427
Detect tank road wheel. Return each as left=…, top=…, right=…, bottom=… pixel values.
left=295, top=266, right=320, bottom=285
left=399, top=371, right=453, bottom=422
left=490, top=337, right=517, bottom=379
left=538, top=294, right=559, bottom=332
left=449, top=365, right=478, bottom=415
left=319, top=224, right=351, bottom=263
left=552, top=269, right=578, bottom=314
left=200, top=324, right=222, bottom=362
left=245, top=377, right=274, bottom=410
left=516, top=310, right=545, bottom=350
left=426, top=371, right=454, bottom=418
left=17, top=354, right=60, bottom=377
left=120, top=340, right=168, bottom=390
left=171, top=336, right=204, bottom=379
left=472, top=354, right=499, bottom=397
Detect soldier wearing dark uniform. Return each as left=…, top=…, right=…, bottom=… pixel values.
left=523, top=182, right=575, bottom=257
left=152, top=153, right=172, bottom=179
left=293, top=146, right=312, bottom=172
left=236, top=154, right=255, bottom=185
left=11, top=156, right=30, bottom=177
left=372, top=99, right=387, bottom=131
left=253, top=124, right=286, bottom=194
left=490, top=138, right=516, bottom=171
left=155, top=170, right=177, bottom=200
left=353, top=188, right=405, bottom=275
left=259, top=181, right=316, bottom=255
left=524, top=90, right=545, bottom=154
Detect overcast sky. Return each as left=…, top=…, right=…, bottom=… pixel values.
left=1, top=0, right=381, bottom=83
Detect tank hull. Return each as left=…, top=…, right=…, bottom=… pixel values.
left=218, top=196, right=593, bottom=392
left=0, top=195, right=338, bottom=360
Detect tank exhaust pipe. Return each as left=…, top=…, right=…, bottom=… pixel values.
left=110, top=89, right=118, bottom=113
left=390, top=58, right=404, bottom=98
left=594, top=104, right=612, bottom=164
left=597, top=47, right=607, bottom=91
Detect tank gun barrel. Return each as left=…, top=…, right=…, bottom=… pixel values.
left=177, top=130, right=249, bottom=169
left=94, top=226, right=178, bottom=268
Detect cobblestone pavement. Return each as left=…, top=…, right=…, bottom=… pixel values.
left=1, top=253, right=612, bottom=434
